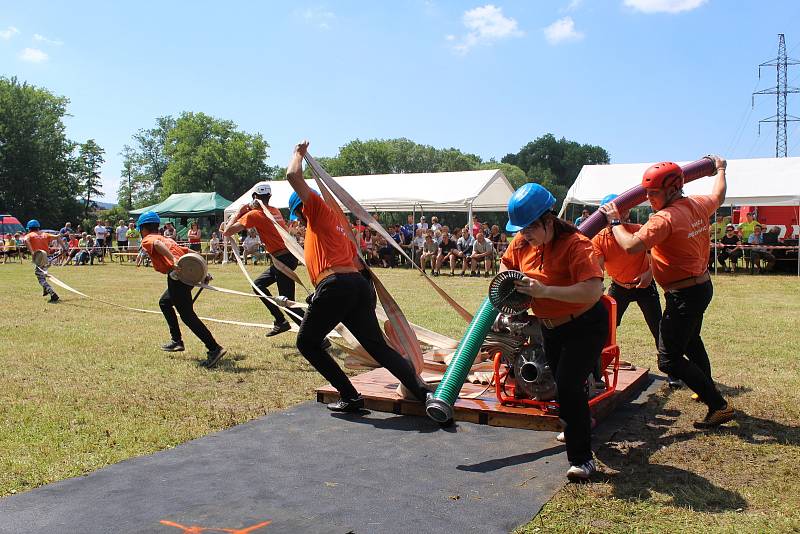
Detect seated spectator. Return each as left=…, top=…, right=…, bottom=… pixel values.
left=574, top=208, right=591, bottom=226
left=65, top=234, right=80, bottom=265
left=748, top=224, right=775, bottom=273
left=75, top=233, right=90, bottom=265
left=14, top=233, right=26, bottom=259
left=363, top=230, right=380, bottom=265
left=419, top=233, right=438, bottom=273
left=497, top=232, right=509, bottom=255
left=87, top=236, right=103, bottom=265
left=416, top=215, right=429, bottom=232
left=454, top=227, right=474, bottom=276
left=242, top=228, right=262, bottom=265
left=470, top=232, right=493, bottom=277
left=481, top=222, right=490, bottom=237
left=434, top=233, right=459, bottom=276
left=209, top=231, right=222, bottom=263
left=763, top=226, right=781, bottom=246
left=380, top=226, right=400, bottom=267
left=712, top=224, right=743, bottom=272
left=432, top=229, right=442, bottom=245
left=430, top=216, right=442, bottom=232
left=411, top=228, right=425, bottom=264
left=488, top=224, right=502, bottom=256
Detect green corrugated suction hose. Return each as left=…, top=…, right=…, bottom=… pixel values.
left=425, top=297, right=499, bottom=422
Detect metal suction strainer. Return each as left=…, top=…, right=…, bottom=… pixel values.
left=488, top=270, right=531, bottom=314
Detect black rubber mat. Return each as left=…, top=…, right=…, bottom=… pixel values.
left=0, top=401, right=573, bottom=534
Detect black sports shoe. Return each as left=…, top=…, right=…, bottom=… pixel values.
left=204, top=346, right=227, bottom=368
left=48, top=293, right=59, bottom=303
left=43, top=288, right=48, bottom=296
left=693, top=403, right=735, bottom=429
left=667, top=376, right=683, bottom=388
left=265, top=322, right=291, bottom=337
left=161, top=340, right=185, bottom=352
left=327, top=395, right=365, bottom=412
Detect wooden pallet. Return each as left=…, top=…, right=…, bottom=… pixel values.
left=316, top=366, right=651, bottom=431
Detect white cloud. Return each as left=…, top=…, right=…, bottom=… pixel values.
left=0, top=26, right=20, bottom=40
left=543, top=17, right=584, bottom=45
left=300, top=7, right=336, bottom=29
left=563, top=0, right=583, bottom=12
left=19, top=48, right=48, bottom=63
left=448, top=4, right=523, bottom=55
left=33, top=33, right=63, bottom=46
left=623, top=0, right=707, bottom=14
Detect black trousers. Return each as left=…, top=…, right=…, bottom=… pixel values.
left=253, top=252, right=304, bottom=326
left=608, top=280, right=662, bottom=347
left=296, top=272, right=428, bottom=402
left=542, top=301, right=608, bottom=466
left=159, top=274, right=219, bottom=351
left=657, top=280, right=725, bottom=410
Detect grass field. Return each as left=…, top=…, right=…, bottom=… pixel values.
left=2, top=260, right=799, bottom=533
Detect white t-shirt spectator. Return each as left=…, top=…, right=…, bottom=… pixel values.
left=457, top=234, right=474, bottom=253
left=94, top=225, right=107, bottom=242
left=116, top=225, right=128, bottom=242
left=417, top=221, right=429, bottom=231
left=431, top=222, right=442, bottom=232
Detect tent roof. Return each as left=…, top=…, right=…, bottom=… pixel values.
left=130, top=192, right=232, bottom=217
left=224, top=169, right=515, bottom=216
left=561, top=157, right=800, bottom=212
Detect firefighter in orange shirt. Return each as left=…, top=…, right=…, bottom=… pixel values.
left=599, top=157, right=734, bottom=429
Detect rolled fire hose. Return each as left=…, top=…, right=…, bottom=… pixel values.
left=424, top=156, right=718, bottom=423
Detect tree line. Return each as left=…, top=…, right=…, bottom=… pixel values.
left=0, top=76, right=610, bottom=228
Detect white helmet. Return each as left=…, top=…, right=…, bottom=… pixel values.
left=253, top=182, right=272, bottom=196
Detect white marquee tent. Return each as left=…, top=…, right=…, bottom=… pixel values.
left=224, top=169, right=515, bottom=220
left=559, top=157, right=800, bottom=213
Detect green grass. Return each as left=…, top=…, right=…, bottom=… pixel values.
left=2, top=261, right=800, bottom=533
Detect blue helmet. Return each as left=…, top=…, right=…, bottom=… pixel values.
left=288, top=189, right=319, bottom=221
left=136, top=211, right=161, bottom=230
left=505, top=183, right=556, bottom=232
left=26, top=219, right=41, bottom=230
left=600, top=193, right=619, bottom=206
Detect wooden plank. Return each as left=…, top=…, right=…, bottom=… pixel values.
left=316, top=366, right=650, bottom=431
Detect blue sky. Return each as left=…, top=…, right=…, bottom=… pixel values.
left=3, top=0, right=800, bottom=202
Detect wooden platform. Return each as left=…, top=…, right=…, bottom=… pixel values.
left=316, top=366, right=650, bottom=431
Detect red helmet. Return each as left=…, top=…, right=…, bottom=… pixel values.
left=641, top=161, right=684, bottom=190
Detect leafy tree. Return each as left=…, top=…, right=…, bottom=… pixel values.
left=0, top=77, right=81, bottom=227
left=117, top=116, right=175, bottom=208
left=160, top=112, right=270, bottom=200
left=75, top=139, right=105, bottom=218
left=502, top=133, right=610, bottom=206
left=317, top=138, right=483, bottom=176
left=100, top=205, right=130, bottom=226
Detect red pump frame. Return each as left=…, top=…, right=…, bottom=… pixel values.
left=493, top=295, right=620, bottom=409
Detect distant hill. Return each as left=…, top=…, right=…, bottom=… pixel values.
left=96, top=201, right=117, bottom=210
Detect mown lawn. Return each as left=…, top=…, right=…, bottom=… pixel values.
left=2, top=260, right=799, bottom=533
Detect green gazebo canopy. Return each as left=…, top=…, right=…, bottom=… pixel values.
left=130, top=192, right=232, bottom=218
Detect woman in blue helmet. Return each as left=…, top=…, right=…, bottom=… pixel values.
left=500, top=183, right=608, bottom=481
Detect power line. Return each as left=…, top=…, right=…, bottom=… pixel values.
left=752, top=33, right=800, bottom=157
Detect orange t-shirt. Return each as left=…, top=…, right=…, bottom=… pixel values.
left=302, top=191, right=359, bottom=284
left=592, top=224, right=649, bottom=285
left=238, top=206, right=288, bottom=254
left=634, top=195, right=718, bottom=287
left=26, top=232, right=53, bottom=253
left=501, top=231, right=603, bottom=319
left=141, top=234, right=189, bottom=275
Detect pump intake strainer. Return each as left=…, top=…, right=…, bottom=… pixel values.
left=488, top=270, right=531, bottom=315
